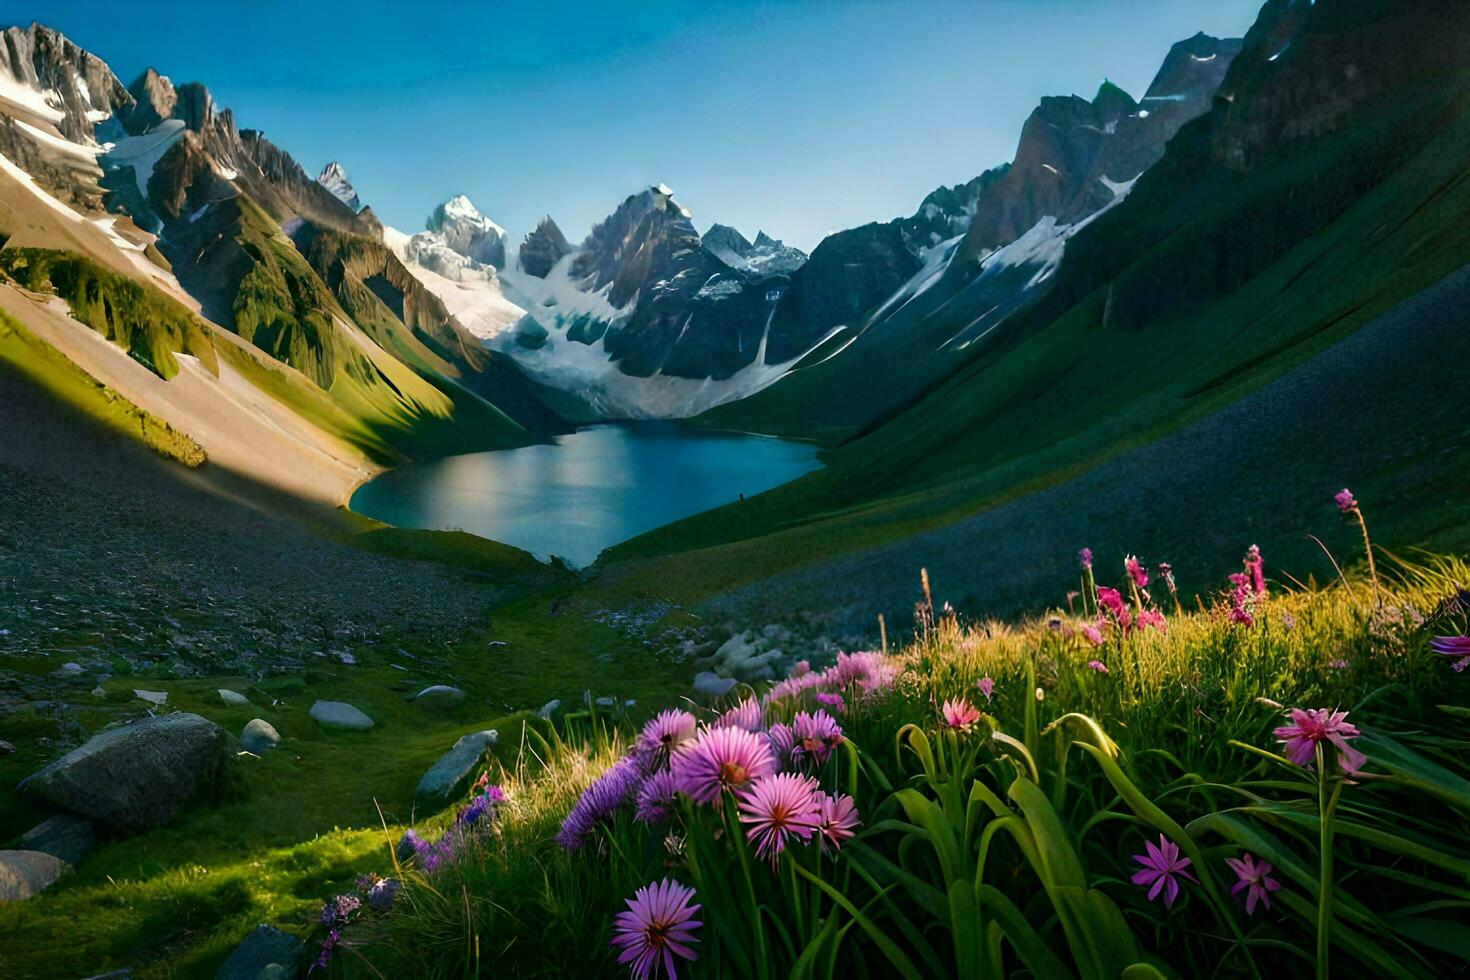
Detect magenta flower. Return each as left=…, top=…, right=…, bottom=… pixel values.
left=1131, top=834, right=1197, bottom=909
left=1136, top=609, right=1167, bottom=632
left=765, top=721, right=795, bottom=765
left=737, top=773, right=822, bottom=867
left=816, top=792, right=861, bottom=854
left=815, top=691, right=847, bottom=713
left=1244, top=544, right=1266, bottom=595
left=611, top=878, right=702, bottom=980
left=1273, top=707, right=1367, bottom=773
left=636, top=709, right=698, bottom=770
left=1125, top=555, right=1148, bottom=589
left=1097, top=586, right=1127, bottom=621
left=792, top=660, right=811, bottom=676
left=976, top=677, right=995, bottom=702
left=1430, top=635, right=1470, bottom=672
left=1335, top=488, right=1358, bottom=513
left=1225, top=853, right=1281, bottom=916
left=1081, top=622, right=1104, bottom=646
left=830, top=650, right=897, bottom=695
left=1086, top=659, right=1108, bottom=673
left=714, top=698, right=764, bottom=733
left=941, top=698, right=982, bottom=732
left=1079, top=547, right=1094, bottom=569
left=671, top=725, right=777, bottom=804
left=635, top=770, right=680, bottom=825
left=792, top=710, right=844, bottom=765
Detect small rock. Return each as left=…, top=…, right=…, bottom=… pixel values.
left=219, top=689, right=249, bottom=706
left=693, top=671, right=738, bottom=699
left=0, top=740, right=14, bottom=755
left=412, top=685, right=464, bottom=703
left=215, top=923, right=304, bottom=980
left=56, top=663, right=84, bottom=676
left=537, top=699, right=561, bottom=719
left=309, top=701, right=374, bottom=731
left=0, top=850, right=69, bottom=900
left=91, top=686, right=106, bottom=698
left=20, top=814, right=95, bottom=865
left=594, top=696, right=617, bottom=708
left=133, top=689, right=168, bottom=706
left=240, top=719, right=280, bottom=754
left=415, top=730, right=498, bottom=810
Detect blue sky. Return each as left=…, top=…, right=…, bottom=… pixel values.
left=18, top=1, right=1262, bottom=252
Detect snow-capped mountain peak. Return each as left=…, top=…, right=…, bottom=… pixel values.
left=427, top=193, right=507, bottom=268
left=316, top=161, right=361, bottom=212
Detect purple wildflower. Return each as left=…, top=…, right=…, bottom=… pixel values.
left=557, top=755, right=643, bottom=851
left=1125, top=555, right=1148, bottom=589
left=1273, top=707, right=1366, bottom=774
left=636, top=709, right=698, bottom=770
left=791, top=710, right=844, bottom=765
left=714, top=698, right=764, bottom=733
left=1131, top=834, right=1197, bottom=909
left=671, top=726, right=777, bottom=805
left=1335, top=488, right=1358, bottom=513
left=737, top=773, right=822, bottom=867
left=816, top=792, right=861, bottom=854
left=635, top=769, right=680, bottom=825
left=1226, top=853, right=1280, bottom=916
left=976, top=677, right=995, bottom=702
left=1431, top=635, right=1470, bottom=672
left=611, top=879, right=702, bottom=980
left=814, top=691, right=846, bottom=714
left=1087, top=660, right=1108, bottom=673
left=1079, top=547, right=1094, bottom=570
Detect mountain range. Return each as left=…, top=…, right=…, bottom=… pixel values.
left=1, top=0, right=1468, bottom=602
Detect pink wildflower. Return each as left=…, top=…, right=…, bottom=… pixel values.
left=737, top=773, right=821, bottom=867
left=1125, top=555, right=1148, bottom=589
left=1335, top=488, right=1358, bottom=513
left=1079, top=547, right=1093, bottom=569
left=1087, top=660, right=1108, bottom=673
left=713, top=698, right=764, bottom=733
left=816, top=792, right=861, bottom=854
left=671, top=726, right=777, bottom=804
left=792, top=660, right=811, bottom=676
left=976, top=677, right=995, bottom=702
left=814, top=691, right=846, bottom=713
left=1131, top=834, right=1197, bottom=909
left=941, top=698, right=982, bottom=732
left=1244, top=544, right=1266, bottom=596
left=1081, top=622, right=1104, bottom=646
left=791, top=710, right=844, bottom=765
left=635, top=770, right=680, bottom=825
left=1136, top=609, right=1167, bottom=632
left=1226, top=853, right=1281, bottom=916
left=610, top=878, right=702, bottom=980
left=636, top=709, right=698, bottom=770
left=1273, top=707, right=1366, bottom=773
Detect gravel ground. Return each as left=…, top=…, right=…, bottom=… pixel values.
left=706, top=264, right=1470, bottom=632
left=0, top=366, right=526, bottom=682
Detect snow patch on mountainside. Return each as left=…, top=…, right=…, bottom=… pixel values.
left=0, top=69, right=64, bottom=123
left=103, top=120, right=185, bottom=195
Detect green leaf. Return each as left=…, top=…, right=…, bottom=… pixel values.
left=791, top=862, right=928, bottom=980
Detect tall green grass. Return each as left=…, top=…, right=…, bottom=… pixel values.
left=346, top=551, right=1470, bottom=978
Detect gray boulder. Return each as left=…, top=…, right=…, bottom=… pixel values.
left=414, top=730, right=498, bottom=811
left=309, top=701, right=374, bottom=731
left=20, top=814, right=94, bottom=865
left=0, top=850, right=69, bottom=900
left=693, top=671, right=738, bottom=699
left=216, top=923, right=304, bottom=980
left=219, top=689, right=250, bottom=705
left=19, top=713, right=231, bottom=831
left=240, top=719, right=281, bottom=754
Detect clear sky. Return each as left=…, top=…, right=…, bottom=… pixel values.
left=14, top=0, right=1263, bottom=252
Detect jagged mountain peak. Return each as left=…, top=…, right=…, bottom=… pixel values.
left=317, top=161, right=361, bottom=212
left=428, top=193, right=507, bottom=267
left=519, top=216, right=572, bottom=278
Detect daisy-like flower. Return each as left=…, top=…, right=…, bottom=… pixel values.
left=1430, top=635, right=1470, bottom=673
left=1087, top=659, right=1109, bottom=673
left=816, top=792, right=861, bottom=853
left=1125, top=555, right=1148, bottom=589
left=671, top=725, right=777, bottom=804
left=610, top=878, right=703, bottom=980
left=1225, top=853, right=1280, bottom=916
left=1079, top=547, right=1094, bottom=570
left=976, top=677, right=995, bottom=702
left=713, top=698, right=764, bottom=733
left=635, top=769, right=680, bottom=825
left=737, top=773, right=821, bottom=866
left=764, top=722, right=795, bottom=765
left=636, top=709, right=698, bottom=770
left=1273, top=707, right=1367, bottom=773
left=1335, top=488, right=1358, bottom=513
left=1131, top=834, right=1197, bottom=909
left=941, top=698, right=982, bottom=732
left=791, top=710, right=844, bottom=765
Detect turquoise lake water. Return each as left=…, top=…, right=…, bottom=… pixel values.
left=350, top=423, right=821, bottom=566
